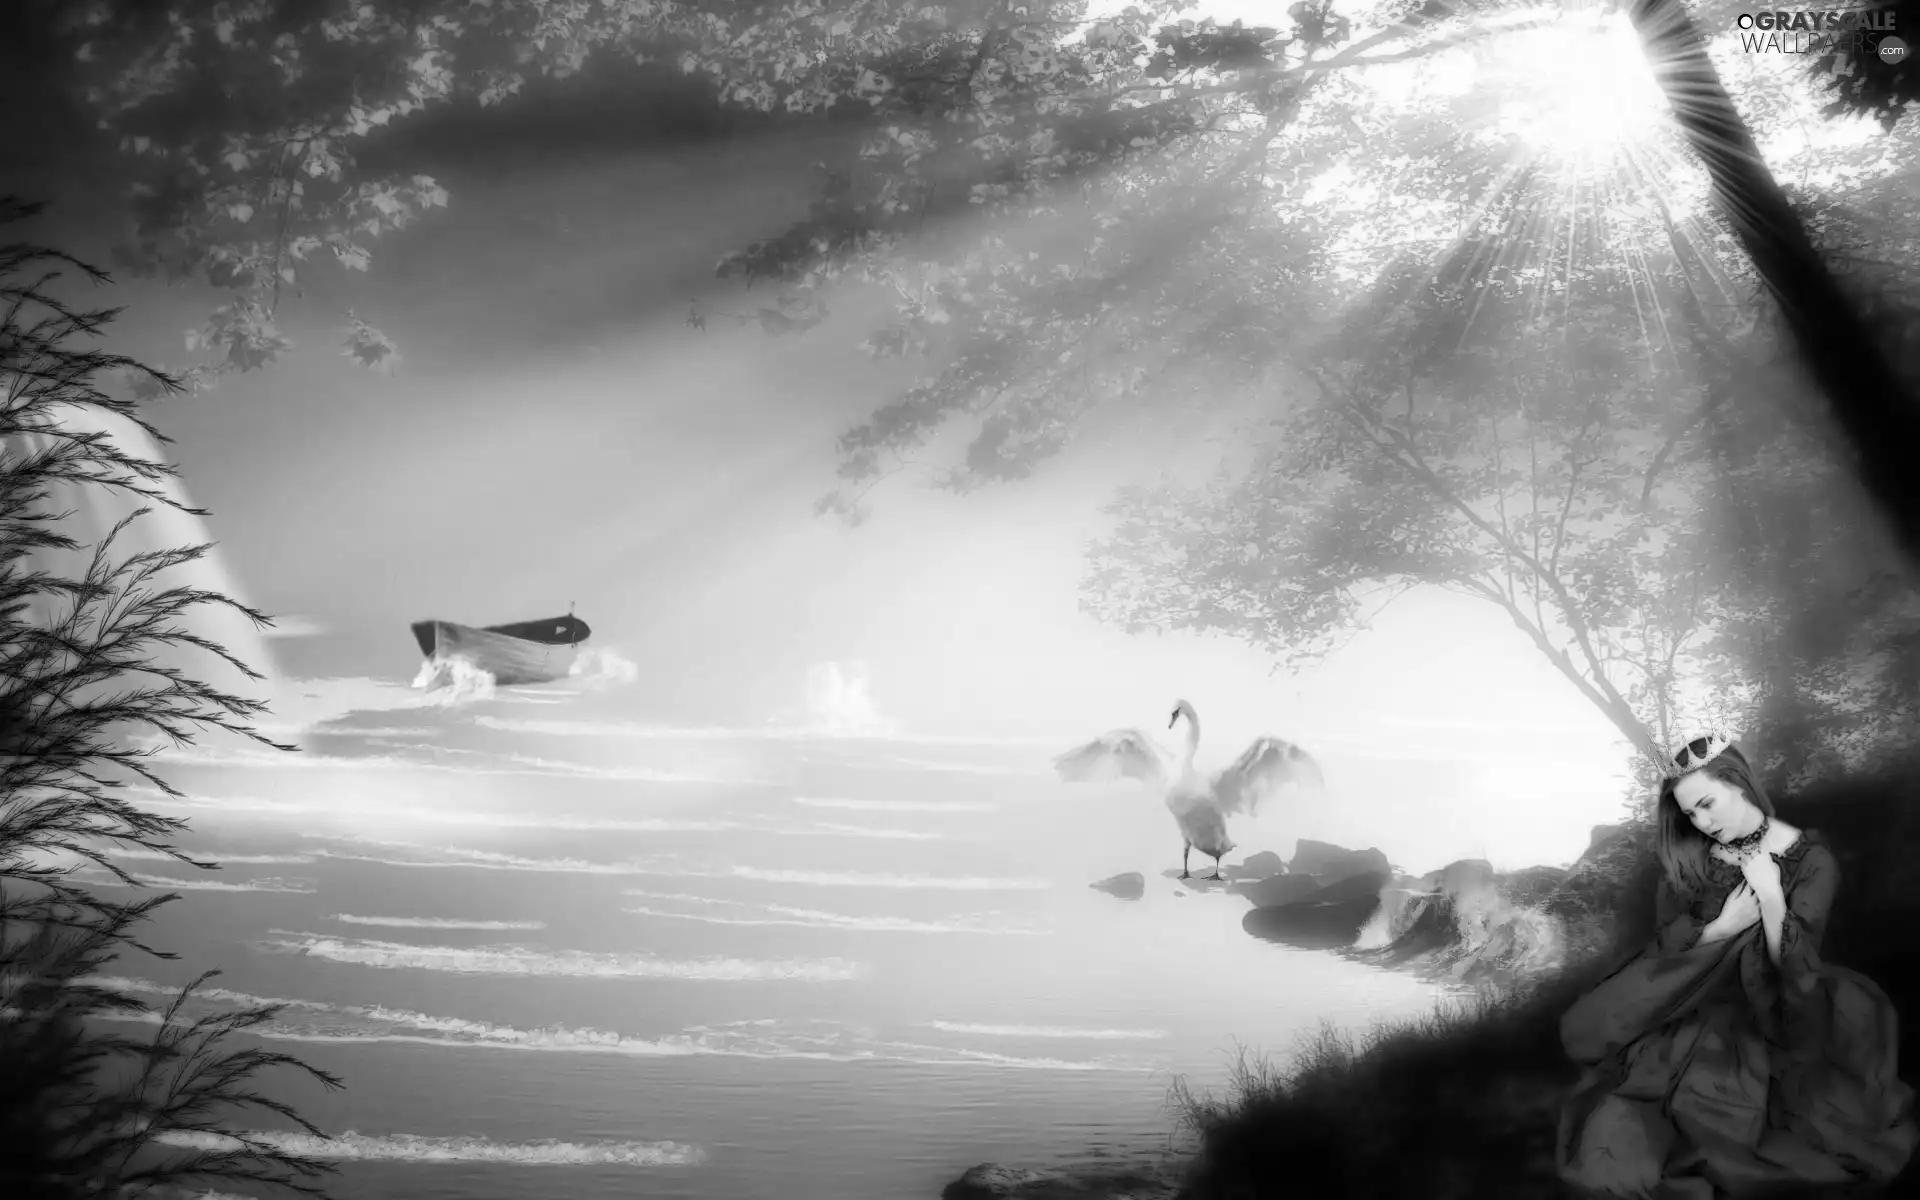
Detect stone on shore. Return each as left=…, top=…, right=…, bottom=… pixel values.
left=1287, top=839, right=1390, bottom=880
left=1089, top=871, right=1146, bottom=901
left=941, top=1162, right=1181, bottom=1199
left=1220, top=849, right=1285, bottom=881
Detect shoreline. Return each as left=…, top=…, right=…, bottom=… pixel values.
left=938, top=831, right=1646, bottom=1198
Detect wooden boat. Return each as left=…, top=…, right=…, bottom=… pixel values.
left=409, top=613, right=592, bottom=687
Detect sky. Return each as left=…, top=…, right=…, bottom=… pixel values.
left=0, top=16, right=1725, bottom=873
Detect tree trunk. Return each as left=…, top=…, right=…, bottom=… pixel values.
left=1629, top=0, right=1920, bottom=571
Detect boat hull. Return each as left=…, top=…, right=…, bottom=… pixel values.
left=411, top=619, right=581, bottom=687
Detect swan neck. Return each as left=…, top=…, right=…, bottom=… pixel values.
left=1180, top=708, right=1201, bottom=765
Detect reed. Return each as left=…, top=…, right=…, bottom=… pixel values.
left=1, top=195, right=342, bottom=1199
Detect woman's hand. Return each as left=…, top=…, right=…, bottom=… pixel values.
left=1740, top=851, right=1784, bottom=904
left=1702, top=883, right=1763, bottom=943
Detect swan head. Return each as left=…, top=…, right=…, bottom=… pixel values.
left=1168, top=699, right=1195, bottom=729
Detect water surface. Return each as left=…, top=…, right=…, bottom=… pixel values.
left=101, top=694, right=1449, bottom=1198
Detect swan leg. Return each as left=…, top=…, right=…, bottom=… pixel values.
left=1209, top=852, right=1225, bottom=881
left=1180, top=843, right=1192, bottom=880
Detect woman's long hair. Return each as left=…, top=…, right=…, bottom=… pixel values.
left=1654, top=743, right=1777, bottom=896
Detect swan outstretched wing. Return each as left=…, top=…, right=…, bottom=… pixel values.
left=1053, top=730, right=1170, bottom=789
left=1210, top=736, right=1324, bottom=816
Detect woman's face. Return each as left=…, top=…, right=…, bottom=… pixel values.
left=1672, top=771, right=1762, bottom=844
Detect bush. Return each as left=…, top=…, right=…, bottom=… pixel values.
left=1167, top=747, right=1920, bottom=1200
left=1167, top=981, right=1592, bottom=1200
left=1, top=195, right=341, bottom=1199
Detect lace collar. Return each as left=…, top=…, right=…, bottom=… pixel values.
left=1705, top=827, right=1815, bottom=876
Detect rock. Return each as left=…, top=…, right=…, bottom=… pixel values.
left=1586, top=822, right=1624, bottom=852
left=1226, top=871, right=1324, bottom=908
left=1287, top=839, right=1390, bottom=883
left=1357, top=884, right=1458, bottom=965
left=1347, top=855, right=1578, bottom=989
left=1241, top=869, right=1389, bottom=949
left=1351, top=881, right=1429, bottom=950
left=1226, top=841, right=1389, bottom=910
left=1089, top=872, right=1145, bottom=901
left=1158, top=867, right=1231, bottom=888
left=1416, top=858, right=1494, bottom=895
left=941, top=1162, right=1180, bottom=1199
left=1541, top=821, right=1661, bottom=966
left=1220, top=849, right=1285, bottom=881
left=1497, top=864, right=1570, bottom=908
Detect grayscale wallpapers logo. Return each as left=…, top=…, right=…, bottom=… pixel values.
left=1733, top=9, right=1909, bottom=64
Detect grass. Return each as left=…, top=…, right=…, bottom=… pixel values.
left=2, top=195, right=341, bottom=1198
left=1164, top=791, right=1920, bottom=1200
left=1165, top=976, right=1593, bottom=1200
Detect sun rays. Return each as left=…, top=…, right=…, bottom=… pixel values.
left=1476, top=9, right=1673, bottom=170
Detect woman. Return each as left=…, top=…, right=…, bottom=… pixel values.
left=1557, top=734, right=1917, bottom=1199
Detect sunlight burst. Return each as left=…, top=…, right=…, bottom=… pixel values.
left=1483, top=11, right=1672, bottom=168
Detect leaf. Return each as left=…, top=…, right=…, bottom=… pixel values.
left=340, top=317, right=399, bottom=372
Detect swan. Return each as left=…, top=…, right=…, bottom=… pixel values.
left=1053, top=699, right=1325, bottom=880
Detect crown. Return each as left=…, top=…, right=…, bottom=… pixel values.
left=1667, top=732, right=1731, bottom=779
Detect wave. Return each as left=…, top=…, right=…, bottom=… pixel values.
left=101, top=846, right=317, bottom=865
left=332, top=914, right=548, bottom=931
left=620, top=890, right=1047, bottom=935
left=497, top=750, right=738, bottom=784
left=75, top=870, right=316, bottom=894
left=313, top=845, right=655, bottom=876
left=141, top=796, right=747, bottom=834
left=871, top=756, right=1047, bottom=777
left=725, top=866, right=1049, bottom=891
left=84, top=977, right=1154, bottom=1073
left=674, top=1019, right=1154, bottom=1073
left=1351, top=873, right=1569, bottom=994
left=796, top=823, right=950, bottom=841
left=468, top=715, right=1064, bottom=749
left=925, top=1022, right=1169, bottom=1040
left=799, top=661, right=896, bottom=738
left=307, top=843, right=1050, bottom=890
left=248, top=675, right=449, bottom=734
left=567, top=647, right=640, bottom=690
left=474, top=716, right=750, bottom=739
left=878, top=1042, right=1151, bottom=1072
left=153, top=1130, right=703, bottom=1166
left=411, top=655, right=498, bottom=705
left=260, top=932, right=867, bottom=982
left=131, top=742, right=751, bottom=785
left=792, top=797, right=999, bottom=814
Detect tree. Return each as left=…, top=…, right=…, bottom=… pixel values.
left=788, top=2, right=1920, bottom=777
left=1, top=197, right=341, bottom=1198
left=28, top=0, right=1916, bottom=470
left=1080, top=206, right=1737, bottom=765
left=25, top=0, right=1920, bottom=775
left=1805, top=0, right=1920, bottom=132
left=32, top=0, right=1529, bottom=392
left=1629, top=0, right=1920, bottom=567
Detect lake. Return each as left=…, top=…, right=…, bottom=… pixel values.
left=89, top=682, right=1452, bottom=1199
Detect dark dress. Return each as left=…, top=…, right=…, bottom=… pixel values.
left=1556, top=832, right=1917, bottom=1198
